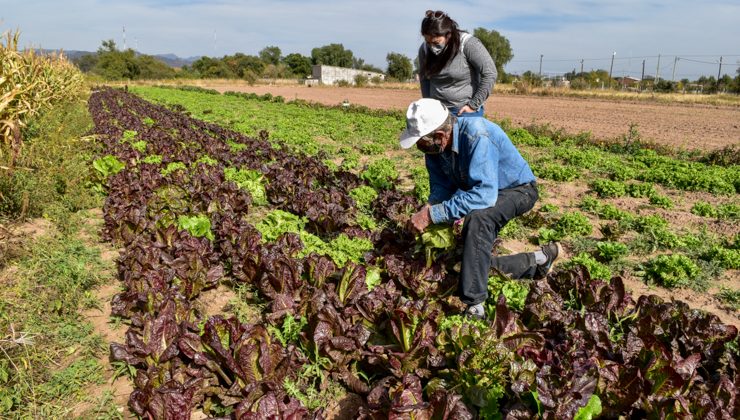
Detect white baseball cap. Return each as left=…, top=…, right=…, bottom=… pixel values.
left=399, top=98, right=449, bottom=149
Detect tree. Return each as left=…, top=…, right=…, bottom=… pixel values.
left=359, top=63, right=384, bottom=73
left=73, top=53, right=98, bottom=72
left=386, top=52, right=413, bottom=81
left=311, top=44, right=354, bottom=68
left=259, top=46, right=282, bottom=66
left=223, top=53, right=264, bottom=78
left=472, top=28, right=513, bottom=80
left=586, top=70, right=611, bottom=88
left=718, top=74, right=732, bottom=92
left=137, top=55, right=176, bottom=79
left=191, top=56, right=236, bottom=78
left=283, top=53, right=312, bottom=77
left=262, top=63, right=289, bottom=79
left=521, top=71, right=543, bottom=87
left=98, top=39, right=117, bottom=54
left=91, top=40, right=140, bottom=80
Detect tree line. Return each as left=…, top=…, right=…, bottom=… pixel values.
left=72, top=28, right=514, bottom=83
left=519, top=68, right=740, bottom=94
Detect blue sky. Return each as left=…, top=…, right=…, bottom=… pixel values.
left=2, top=0, right=739, bottom=79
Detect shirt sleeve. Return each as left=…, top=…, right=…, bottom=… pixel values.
left=429, top=135, right=499, bottom=224
left=464, top=37, right=497, bottom=110
left=418, top=44, right=430, bottom=98
left=425, top=154, right=455, bottom=205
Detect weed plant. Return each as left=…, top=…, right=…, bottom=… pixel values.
left=0, top=98, right=100, bottom=227
left=0, top=233, right=110, bottom=417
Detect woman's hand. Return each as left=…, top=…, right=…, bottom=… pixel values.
left=457, top=104, right=476, bottom=115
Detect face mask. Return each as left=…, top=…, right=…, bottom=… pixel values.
left=428, top=43, right=446, bottom=56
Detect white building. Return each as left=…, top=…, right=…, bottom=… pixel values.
left=305, top=65, right=385, bottom=86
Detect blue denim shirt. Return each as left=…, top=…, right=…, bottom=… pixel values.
left=427, top=117, right=536, bottom=224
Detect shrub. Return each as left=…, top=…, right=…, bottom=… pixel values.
left=354, top=74, right=369, bottom=87
left=1, top=99, right=99, bottom=224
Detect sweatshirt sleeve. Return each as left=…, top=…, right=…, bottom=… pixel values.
left=418, top=44, right=430, bottom=98
left=464, top=37, right=497, bottom=110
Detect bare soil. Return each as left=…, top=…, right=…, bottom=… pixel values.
left=73, top=209, right=134, bottom=418
left=531, top=179, right=740, bottom=327
left=198, top=83, right=740, bottom=152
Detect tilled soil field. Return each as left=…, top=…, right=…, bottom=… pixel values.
left=200, top=83, right=740, bottom=152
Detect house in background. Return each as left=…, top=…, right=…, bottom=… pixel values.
left=617, top=76, right=641, bottom=89
left=304, top=65, right=385, bottom=86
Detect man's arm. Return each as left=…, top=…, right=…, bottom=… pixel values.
left=425, top=154, right=454, bottom=205
left=429, top=135, right=499, bottom=224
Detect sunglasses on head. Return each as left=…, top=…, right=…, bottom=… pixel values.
left=425, top=10, right=446, bottom=19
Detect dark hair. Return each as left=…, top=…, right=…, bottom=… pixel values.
left=420, top=11, right=461, bottom=77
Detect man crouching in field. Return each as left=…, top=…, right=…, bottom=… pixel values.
left=401, top=98, right=562, bottom=320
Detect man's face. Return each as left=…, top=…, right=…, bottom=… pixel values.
left=416, top=128, right=448, bottom=154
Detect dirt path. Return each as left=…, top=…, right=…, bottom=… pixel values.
left=74, top=208, right=133, bottom=418
left=199, top=82, right=740, bottom=152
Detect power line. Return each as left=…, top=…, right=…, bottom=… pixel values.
left=508, top=54, right=738, bottom=64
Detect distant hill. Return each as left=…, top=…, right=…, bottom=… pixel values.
left=152, top=53, right=201, bottom=68
left=31, top=49, right=201, bottom=68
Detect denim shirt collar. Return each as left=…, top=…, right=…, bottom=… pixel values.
left=450, top=121, right=460, bottom=153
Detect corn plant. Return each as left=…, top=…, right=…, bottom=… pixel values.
left=1, top=29, right=84, bottom=164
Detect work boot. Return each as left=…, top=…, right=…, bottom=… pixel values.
left=534, top=242, right=563, bottom=279
left=462, top=303, right=486, bottom=321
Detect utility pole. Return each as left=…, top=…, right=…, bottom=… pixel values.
left=539, top=54, right=543, bottom=76
left=641, top=59, right=645, bottom=80
left=655, top=54, right=661, bottom=82
left=609, top=52, right=616, bottom=82
left=671, top=56, right=679, bottom=81
left=580, top=59, right=584, bottom=74
left=717, top=56, right=723, bottom=91
left=123, top=25, right=126, bottom=50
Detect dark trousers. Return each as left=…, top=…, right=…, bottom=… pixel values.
left=459, top=182, right=539, bottom=305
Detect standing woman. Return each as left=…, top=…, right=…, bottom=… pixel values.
left=418, top=10, right=497, bottom=117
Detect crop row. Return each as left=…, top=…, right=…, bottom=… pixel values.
left=90, top=87, right=738, bottom=418
left=131, top=85, right=739, bottom=301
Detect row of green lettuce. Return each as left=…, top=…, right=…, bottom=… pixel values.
left=120, top=85, right=739, bottom=310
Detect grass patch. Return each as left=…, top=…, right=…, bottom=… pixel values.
left=0, top=231, right=111, bottom=418
left=0, top=97, right=100, bottom=229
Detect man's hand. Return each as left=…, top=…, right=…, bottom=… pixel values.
left=457, top=104, right=476, bottom=115
left=408, top=204, right=432, bottom=235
